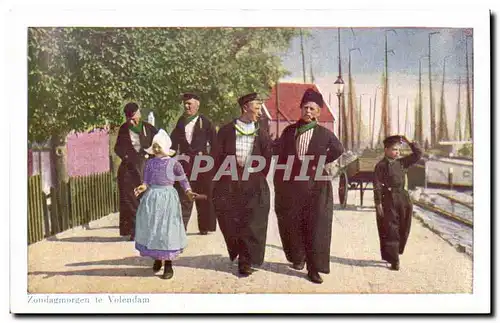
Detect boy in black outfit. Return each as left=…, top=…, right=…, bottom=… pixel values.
left=373, top=135, right=423, bottom=270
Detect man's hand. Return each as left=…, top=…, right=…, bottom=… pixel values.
left=376, top=204, right=384, bottom=219
left=186, top=190, right=197, bottom=201
left=134, top=184, right=147, bottom=197
left=186, top=190, right=208, bottom=201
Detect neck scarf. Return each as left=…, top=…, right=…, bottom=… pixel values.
left=296, top=119, right=317, bottom=137
left=129, top=120, right=143, bottom=134
left=184, top=113, right=199, bottom=124
left=235, top=120, right=259, bottom=136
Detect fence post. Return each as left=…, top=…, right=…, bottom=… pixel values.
left=28, top=175, right=48, bottom=244
left=42, top=191, right=50, bottom=238
left=69, top=178, right=75, bottom=229
left=97, top=173, right=102, bottom=220
left=49, top=187, right=59, bottom=235
left=28, top=177, right=34, bottom=244
left=106, top=172, right=111, bottom=215
left=34, top=175, right=44, bottom=242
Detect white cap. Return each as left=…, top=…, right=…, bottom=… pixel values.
left=145, top=129, right=176, bottom=156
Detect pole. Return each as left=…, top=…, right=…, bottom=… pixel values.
left=405, top=98, right=409, bottom=135
left=384, top=33, right=389, bottom=138
left=337, top=28, right=348, bottom=149
left=371, top=89, right=377, bottom=149
left=349, top=50, right=354, bottom=151
left=429, top=32, right=440, bottom=147
left=382, top=29, right=396, bottom=138
left=397, top=96, right=400, bottom=134
left=465, top=35, right=473, bottom=140
left=337, top=93, right=341, bottom=141
left=337, top=93, right=342, bottom=166
left=338, top=28, right=342, bottom=76
left=358, top=95, right=361, bottom=150
left=300, top=29, right=307, bottom=84
left=455, top=76, right=462, bottom=141
left=369, top=97, right=372, bottom=149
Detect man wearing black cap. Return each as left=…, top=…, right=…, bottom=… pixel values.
left=373, top=135, right=422, bottom=271
left=114, top=102, right=158, bottom=240
left=212, top=92, right=272, bottom=277
left=273, top=88, right=344, bottom=284
left=170, top=93, right=218, bottom=235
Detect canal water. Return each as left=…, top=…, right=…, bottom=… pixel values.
left=409, top=188, right=473, bottom=257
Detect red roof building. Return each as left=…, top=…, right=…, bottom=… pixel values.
left=262, top=82, right=336, bottom=139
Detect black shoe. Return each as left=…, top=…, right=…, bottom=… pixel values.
left=153, top=260, right=162, bottom=273
left=199, top=231, right=208, bottom=235
left=162, top=262, right=174, bottom=280
left=390, top=262, right=400, bottom=271
left=307, top=271, right=323, bottom=284
left=290, top=262, right=305, bottom=270
left=238, top=263, right=252, bottom=276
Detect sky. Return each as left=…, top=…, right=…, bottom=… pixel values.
left=277, top=27, right=473, bottom=145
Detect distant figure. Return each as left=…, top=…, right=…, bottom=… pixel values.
left=133, top=129, right=203, bottom=280
left=373, top=135, right=423, bottom=271
left=114, top=102, right=158, bottom=240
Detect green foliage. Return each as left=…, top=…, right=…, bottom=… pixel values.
left=28, top=27, right=298, bottom=142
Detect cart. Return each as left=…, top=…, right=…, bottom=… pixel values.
left=337, top=149, right=383, bottom=208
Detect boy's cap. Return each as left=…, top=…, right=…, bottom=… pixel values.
left=383, top=135, right=403, bottom=148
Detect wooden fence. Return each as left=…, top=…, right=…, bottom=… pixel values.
left=28, top=171, right=120, bottom=245
left=28, top=175, right=45, bottom=244
left=69, top=172, right=119, bottom=228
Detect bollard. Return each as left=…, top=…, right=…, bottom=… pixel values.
left=448, top=167, right=454, bottom=190
left=424, top=162, right=428, bottom=190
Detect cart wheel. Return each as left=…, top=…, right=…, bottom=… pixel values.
left=338, top=171, right=348, bottom=208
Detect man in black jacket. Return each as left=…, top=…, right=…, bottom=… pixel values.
left=273, top=88, right=344, bottom=284
left=212, top=92, right=272, bottom=276
left=170, top=93, right=218, bottom=235
left=114, top=102, right=158, bottom=240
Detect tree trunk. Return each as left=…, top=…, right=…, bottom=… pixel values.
left=108, top=126, right=120, bottom=180
left=50, top=133, right=69, bottom=233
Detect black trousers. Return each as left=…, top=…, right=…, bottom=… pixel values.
left=175, top=172, right=216, bottom=232
left=376, top=190, right=413, bottom=264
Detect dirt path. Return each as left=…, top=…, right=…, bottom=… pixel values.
left=28, top=179, right=472, bottom=294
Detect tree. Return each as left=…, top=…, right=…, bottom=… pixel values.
left=28, top=27, right=299, bottom=201
left=29, top=27, right=298, bottom=139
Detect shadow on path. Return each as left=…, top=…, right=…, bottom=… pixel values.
left=266, top=244, right=387, bottom=269
left=29, top=254, right=306, bottom=279
left=46, top=236, right=129, bottom=243
left=86, top=225, right=119, bottom=231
